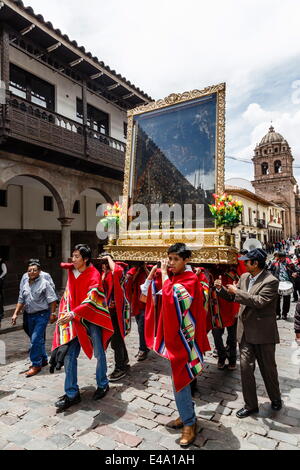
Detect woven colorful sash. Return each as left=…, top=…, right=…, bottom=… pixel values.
left=174, top=283, right=204, bottom=379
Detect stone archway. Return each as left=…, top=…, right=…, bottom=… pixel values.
left=0, top=164, right=67, bottom=219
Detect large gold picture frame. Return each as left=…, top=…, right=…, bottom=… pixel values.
left=108, top=82, right=238, bottom=264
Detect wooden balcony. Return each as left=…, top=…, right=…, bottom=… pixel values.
left=0, top=94, right=126, bottom=176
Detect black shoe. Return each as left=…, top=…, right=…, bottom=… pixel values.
left=217, top=359, right=226, bottom=370
left=93, top=385, right=109, bottom=400
left=282, top=315, right=288, bottom=320
left=109, top=369, right=127, bottom=382
left=55, top=393, right=81, bottom=412
left=276, top=315, right=281, bottom=320
left=271, top=399, right=282, bottom=411
left=236, top=407, right=259, bottom=419
left=136, top=350, right=148, bottom=362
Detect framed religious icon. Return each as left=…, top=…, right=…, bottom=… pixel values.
left=108, top=83, right=236, bottom=264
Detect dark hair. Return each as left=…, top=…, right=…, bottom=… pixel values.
left=167, top=243, right=192, bottom=260
left=28, top=258, right=41, bottom=267
left=74, top=244, right=92, bottom=265
left=249, top=259, right=266, bottom=269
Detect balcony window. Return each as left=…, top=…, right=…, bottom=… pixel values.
left=0, top=190, right=7, bottom=207
left=9, top=64, right=55, bottom=111
left=77, top=99, right=109, bottom=135
left=44, top=196, right=54, bottom=212
left=73, top=200, right=81, bottom=214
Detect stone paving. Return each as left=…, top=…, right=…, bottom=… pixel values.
left=0, top=306, right=300, bottom=451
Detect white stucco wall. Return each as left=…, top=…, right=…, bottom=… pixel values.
left=0, top=184, right=22, bottom=230
left=0, top=179, right=107, bottom=232
left=9, top=47, right=127, bottom=142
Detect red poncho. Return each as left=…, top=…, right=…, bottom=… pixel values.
left=125, top=267, right=148, bottom=317
left=208, top=269, right=240, bottom=330
left=52, top=263, right=113, bottom=359
left=237, top=258, right=248, bottom=276
left=102, top=262, right=131, bottom=338
left=145, top=270, right=210, bottom=392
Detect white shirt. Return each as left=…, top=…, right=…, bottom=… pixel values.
left=73, top=269, right=82, bottom=279
left=247, top=270, right=264, bottom=292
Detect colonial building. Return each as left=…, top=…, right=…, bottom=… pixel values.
left=225, top=185, right=284, bottom=250
left=0, top=0, right=152, bottom=302
left=252, top=126, right=300, bottom=238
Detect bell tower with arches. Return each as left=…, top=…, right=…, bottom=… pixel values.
left=252, top=126, right=299, bottom=237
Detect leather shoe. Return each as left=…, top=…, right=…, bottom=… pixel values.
left=93, top=385, right=109, bottom=401
left=217, top=359, right=226, bottom=370
left=166, top=417, right=184, bottom=429
left=136, top=350, right=148, bottom=362
left=55, top=393, right=81, bottom=412
left=271, top=399, right=282, bottom=411
left=179, top=422, right=197, bottom=447
left=236, top=407, right=259, bottom=418
left=25, top=366, right=42, bottom=378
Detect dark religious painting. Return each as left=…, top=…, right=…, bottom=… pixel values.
left=129, top=93, right=217, bottom=228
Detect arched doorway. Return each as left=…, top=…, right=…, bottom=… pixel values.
left=0, top=175, right=66, bottom=303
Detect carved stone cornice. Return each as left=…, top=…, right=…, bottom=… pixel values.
left=58, top=217, right=74, bottom=227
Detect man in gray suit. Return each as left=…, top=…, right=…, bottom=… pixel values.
left=214, top=248, right=282, bottom=418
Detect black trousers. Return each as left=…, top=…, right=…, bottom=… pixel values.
left=276, top=295, right=290, bottom=318
left=293, top=281, right=300, bottom=302
left=212, top=321, right=237, bottom=363
left=239, top=335, right=281, bottom=410
left=135, top=309, right=148, bottom=352
left=110, top=308, right=129, bottom=371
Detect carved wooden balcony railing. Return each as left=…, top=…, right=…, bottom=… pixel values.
left=2, top=94, right=125, bottom=172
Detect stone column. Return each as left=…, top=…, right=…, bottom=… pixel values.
left=58, top=217, right=74, bottom=286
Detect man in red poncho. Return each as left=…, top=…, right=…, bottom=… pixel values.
left=98, top=252, right=131, bottom=382
left=52, top=244, right=114, bottom=412
left=125, top=262, right=150, bottom=362
left=144, top=243, right=210, bottom=448
left=209, top=265, right=240, bottom=370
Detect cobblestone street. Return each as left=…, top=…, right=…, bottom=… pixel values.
left=0, top=308, right=299, bottom=451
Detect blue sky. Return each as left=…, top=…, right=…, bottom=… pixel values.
left=26, top=0, right=300, bottom=184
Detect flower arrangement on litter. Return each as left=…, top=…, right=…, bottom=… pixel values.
left=100, top=201, right=121, bottom=230
left=209, top=193, right=243, bottom=227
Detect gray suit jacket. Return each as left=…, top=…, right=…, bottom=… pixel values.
left=217, top=270, right=280, bottom=345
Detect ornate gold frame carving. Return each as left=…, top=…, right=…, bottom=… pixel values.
left=110, top=83, right=233, bottom=263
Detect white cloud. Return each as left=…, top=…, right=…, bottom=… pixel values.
left=22, top=1, right=300, bottom=183
left=25, top=0, right=300, bottom=99
left=236, top=103, right=300, bottom=161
